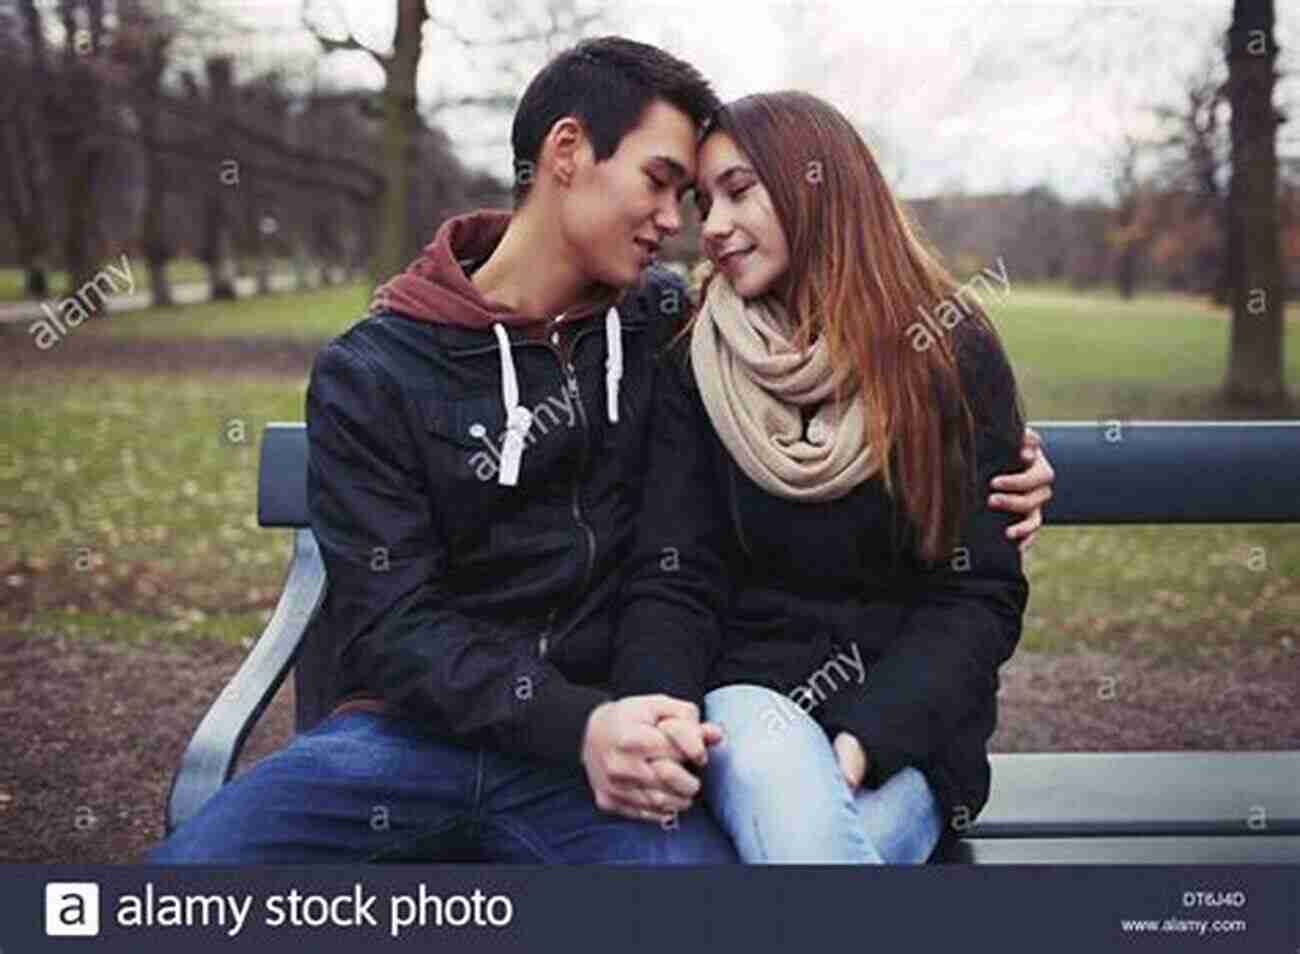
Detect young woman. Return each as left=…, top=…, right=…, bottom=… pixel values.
left=612, top=90, right=1048, bottom=863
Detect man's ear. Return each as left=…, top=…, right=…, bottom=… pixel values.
left=542, top=116, right=586, bottom=188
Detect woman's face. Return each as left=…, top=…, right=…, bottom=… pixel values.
left=694, top=132, right=791, bottom=300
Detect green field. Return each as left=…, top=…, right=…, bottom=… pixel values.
left=90, top=282, right=373, bottom=340
left=1, top=281, right=1296, bottom=656
left=0, top=258, right=300, bottom=303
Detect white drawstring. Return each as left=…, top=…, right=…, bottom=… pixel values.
left=605, top=306, right=622, bottom=423
left=493, top=323, right=532, bottom=486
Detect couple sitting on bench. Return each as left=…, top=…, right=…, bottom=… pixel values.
left=147, top=35, right=1055, bottom=866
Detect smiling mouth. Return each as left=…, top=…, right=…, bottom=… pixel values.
left=718, top=246, right=755, bottom=267
left=634, top=238, right=660, bottom=260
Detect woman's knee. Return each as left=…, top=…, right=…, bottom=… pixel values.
left=706, top=688, right=817, bottom=789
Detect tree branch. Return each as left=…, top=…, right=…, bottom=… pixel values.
left=301, top=0, right=391, bottom=65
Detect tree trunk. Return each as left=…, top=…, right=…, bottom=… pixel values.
left=370, top=0, right=428, bottom=285
left=292, top=230, right=311, bottom=291
left=137, top=33, right=174, bottom=308
left=52, top=0, right=105, bottom=295
left=1223, top=0, right=1286, bottom=406
left=54, top=64, right=105, bottom=297
left=0, top=100, right=52, bottom=299
left=1116, top=245, right=1138, bottom=299
left=202, top=56, right=237, bottom=301
left=13, top=0, right=53, bottom=298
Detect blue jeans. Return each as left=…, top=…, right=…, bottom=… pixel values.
left=147, top=711, right=737, bottom=864
left=702, top=684, right=944, bottom=864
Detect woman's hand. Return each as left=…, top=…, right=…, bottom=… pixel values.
left=833, top=731, right=868, bottom=792
left=988, top=426, right=1055, bottom=553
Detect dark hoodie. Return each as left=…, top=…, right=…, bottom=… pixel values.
left=303, top=208, right=686, bottom=763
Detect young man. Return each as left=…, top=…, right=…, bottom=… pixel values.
left=147, top=37, right=1053, bottom=864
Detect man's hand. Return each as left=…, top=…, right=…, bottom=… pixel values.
left=581, top=695, right=713, bottom=824
left=988, top=425, right=1054, bottom=552
left=655, top=715, right=723, bottom=768
left=833, top=731, right=868, bottom=792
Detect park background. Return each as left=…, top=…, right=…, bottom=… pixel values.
left=0, top=0, right=1297, bottom=863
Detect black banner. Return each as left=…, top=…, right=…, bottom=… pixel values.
left=9, top=864, right=1298, bottom=953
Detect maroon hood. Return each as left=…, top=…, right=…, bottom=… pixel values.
left=369, top=208, right=614, bottom=328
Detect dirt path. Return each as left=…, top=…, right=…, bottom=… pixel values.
left=1, top=626, right=1295, bottom=864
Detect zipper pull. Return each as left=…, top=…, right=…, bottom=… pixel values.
left=537, top=608, right=559, bottom=659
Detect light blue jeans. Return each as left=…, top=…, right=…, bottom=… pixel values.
left=702, top=684, right=945, bottom=864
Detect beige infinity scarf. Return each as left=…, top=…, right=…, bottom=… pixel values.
left=689, top=274, right=879, bottom=501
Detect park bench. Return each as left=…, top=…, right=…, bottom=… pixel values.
left=163, top=420, right=1300, bottom=863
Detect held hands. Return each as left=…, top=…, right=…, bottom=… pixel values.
left=833, top=731, right=869, bottom=792
left=581, top=695, right=724, bottom=824
left=989, top=426, right=1055, bottom=553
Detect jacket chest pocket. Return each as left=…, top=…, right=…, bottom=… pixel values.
left=424, top=393, right=512, bottom=487
left=423, top=391, right=580, bottom=490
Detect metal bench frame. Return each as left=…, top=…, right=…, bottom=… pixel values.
left=163, top=421, right=1300, bottom=863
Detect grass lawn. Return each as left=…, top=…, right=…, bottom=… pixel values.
left=1, top=281, right=1296, bottom=660
left=88, top=281, right=373, bottom=340
left=0, top=257, right=308, bottom=303
left=986, top=285, right=1300, bottom=419
left=67, top=278, right=1300, bottom=414
left=1, top=369, right=305, bottom=646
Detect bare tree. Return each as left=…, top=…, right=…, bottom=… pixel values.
left=1223, top=0, right=1287, bottom=407
left=302, top=0, right=602, bottom=285
left=198, top=55, right=239, bottom=300
left=48, top=0, right=117, bottom=296
left=2, top=1, right=54, bottom=298
left=113, top=0, right=183, bottom=307
left=1108, top=134, right=1153, bottom=299
left=303, top=0, right=430, bottom=286
left=1151, top=55, right=1233, bottom=301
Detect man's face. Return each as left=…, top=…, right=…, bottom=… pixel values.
left=559, top=99, right=698, bottom=289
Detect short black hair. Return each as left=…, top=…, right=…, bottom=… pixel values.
left=510, top=36, right=719, bottom=207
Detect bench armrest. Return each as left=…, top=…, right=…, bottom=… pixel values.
left=163, top=528, right=327, bottom=835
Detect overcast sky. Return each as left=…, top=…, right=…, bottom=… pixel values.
left=210, top=0, right=1298, bottom=202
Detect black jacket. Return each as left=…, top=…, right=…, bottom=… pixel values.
left=304, top=265, right=686, bottom=765
left=613, top=321, right=1030, bottom=833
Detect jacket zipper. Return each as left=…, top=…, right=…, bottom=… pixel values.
left=540, top=321, right=601, bottom=658
left=565, top=359, right=598, bottom=590
left=438, top=318, right=613, bottom=661
left=536, top=606, right=559, bottom=659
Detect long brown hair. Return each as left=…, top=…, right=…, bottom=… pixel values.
left=680, top=91, right=1025, bottom=564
